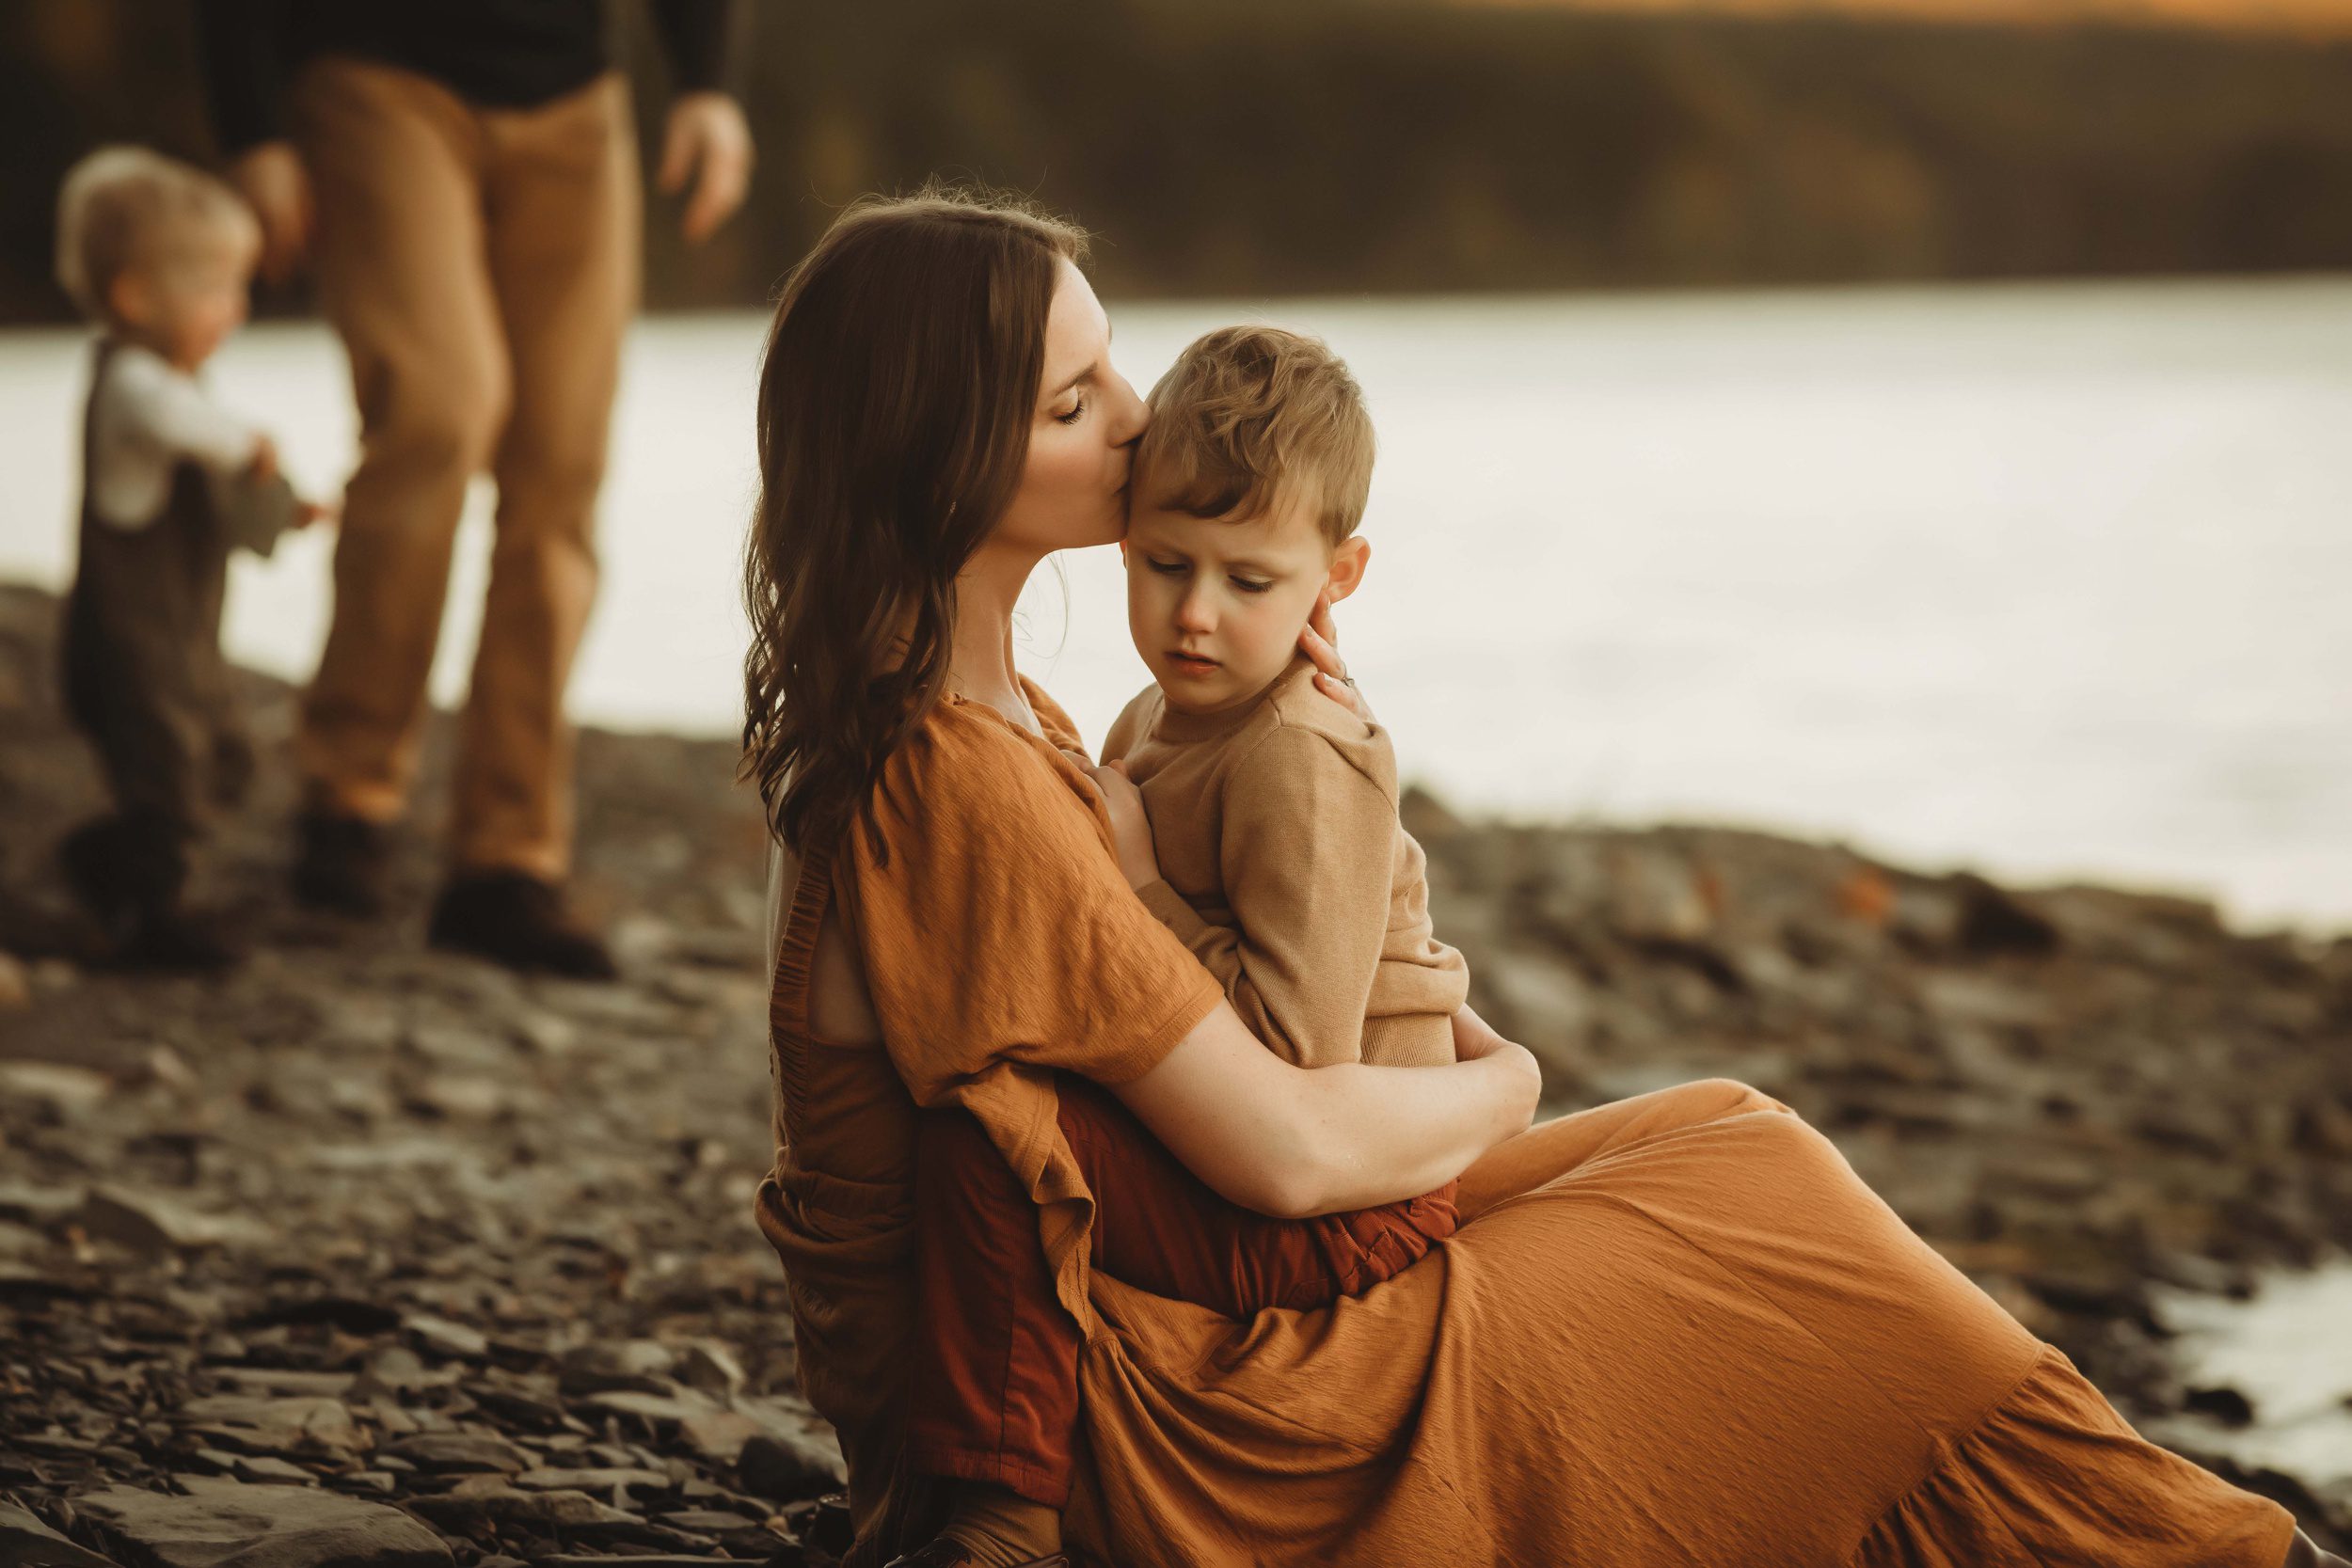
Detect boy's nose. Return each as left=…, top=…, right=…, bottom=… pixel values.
left=1174, top=591, right=1215, bottom=633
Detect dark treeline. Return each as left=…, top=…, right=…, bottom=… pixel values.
left=5, top=0, right=2352, bottom=321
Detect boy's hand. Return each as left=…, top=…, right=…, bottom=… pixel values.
left=1081, top=760, right=1161, bottom=891
left=1299, top=589, right=1375, bottom=723
left=230, top=143, right=314, bottom=286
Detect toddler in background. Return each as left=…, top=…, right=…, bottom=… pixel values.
left=52, top=146, right=329, bottom=969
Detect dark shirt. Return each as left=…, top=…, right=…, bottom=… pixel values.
left=196, top=0, right=745, bottom=154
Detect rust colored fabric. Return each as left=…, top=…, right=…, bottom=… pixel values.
left=906, top=1080, right=1456, bottom=1507
left=289, top=55, right=638, bottom=879
left=755, top=676, right=2297, bottom=1568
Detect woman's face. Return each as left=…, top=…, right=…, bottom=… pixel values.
left=992, top=259, right=1148, bottom=557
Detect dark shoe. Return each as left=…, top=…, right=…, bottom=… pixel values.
left=428, top=871, right=616, bottom=980
left=60, top=813, right=187, bottom=927
left=118, top=904, right=245, bottom=973
left=294, top=811, right=391, bottom=916
left=883, top=1543, right=1069, bottom=1568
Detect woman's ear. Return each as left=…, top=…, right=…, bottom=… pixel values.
left=1325, top=537, right=1372, bottom=605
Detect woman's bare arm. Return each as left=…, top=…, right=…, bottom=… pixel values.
left=1113, top=996, right=1542, bottom=1219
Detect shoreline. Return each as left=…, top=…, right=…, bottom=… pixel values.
left=3, top=579, right=2346, bottom=1560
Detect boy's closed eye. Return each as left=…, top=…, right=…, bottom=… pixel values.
left=1145, top=555, right=1277, bottom=594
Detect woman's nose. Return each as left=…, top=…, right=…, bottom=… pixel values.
left=1107, top=369, right=1149, bottom=448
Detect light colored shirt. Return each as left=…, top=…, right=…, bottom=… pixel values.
left=87, top=341, right=259, bottom=531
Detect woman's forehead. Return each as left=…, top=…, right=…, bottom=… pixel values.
left=1041, top=260, right=1109, bottom=379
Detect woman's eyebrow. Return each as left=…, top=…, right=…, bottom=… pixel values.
left=1047, top=362, right=1098, bottom=399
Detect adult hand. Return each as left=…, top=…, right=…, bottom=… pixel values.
left=1077, top=760, right=1161, bottom=891
left=1451, top=1001, right=1539, bottom=1084
left=658, top=92, right=754, bottom=244
left=1298, top=588, right=1375, bottom=723
left=230, top=143, right=312, bottom=286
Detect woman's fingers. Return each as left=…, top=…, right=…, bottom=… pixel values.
left=1308, top=587, right=1341, bottom=651
left=1297, top=622, right=1339, bottom=677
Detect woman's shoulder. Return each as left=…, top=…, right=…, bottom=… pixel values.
left=1018, top=674, right=1089, bottom=757
left=869, top=688, right=1096, bottom=847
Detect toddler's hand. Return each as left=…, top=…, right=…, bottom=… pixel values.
left=1081, top=760, right=1161, bottom=891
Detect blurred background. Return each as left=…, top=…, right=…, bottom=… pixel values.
left=2, top=5, right=2350, bottom=1560
left=3, top=0, right=2349, bottom=928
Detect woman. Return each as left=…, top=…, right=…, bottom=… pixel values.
left=744, top=189, right=2329, bottom=1568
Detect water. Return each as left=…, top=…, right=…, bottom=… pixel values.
left=2152, top=1262, right=2352, bottom=1489
left=4, top=277, right=2349, bottom=929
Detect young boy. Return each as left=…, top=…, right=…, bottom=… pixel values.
left=902, top=326, right=1473, bottom=1568
left=52, top=147, right=327, bottom=969
left=1100, top=323, right=1469, bottom=1072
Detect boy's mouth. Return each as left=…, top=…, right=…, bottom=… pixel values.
left=1165, top=649, right=1220, bottom=678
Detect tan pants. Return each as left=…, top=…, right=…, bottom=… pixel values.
left=291, top=55, right=640, bottom=879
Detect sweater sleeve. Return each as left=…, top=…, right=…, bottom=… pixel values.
left=647, top=0, right=748, bottom=98
left=848, top=712, right=1225, bottom=1106
left=1155, top=722, right=1399, bottom=1069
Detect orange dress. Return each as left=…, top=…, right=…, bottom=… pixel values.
left=755, top=679, right=2293, bottom=1568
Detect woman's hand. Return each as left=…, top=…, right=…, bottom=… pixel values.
left=1298, top=589, right=1375, bottom=723
left=1451, top=1001, right=1543, bottom=1092
left=1080, top=760, right=1162, bottom=890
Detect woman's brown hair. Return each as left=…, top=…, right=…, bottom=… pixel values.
left=741, top=187, right=1088, bottom=858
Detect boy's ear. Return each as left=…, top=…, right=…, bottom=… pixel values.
left=1325, top=537, right=1372, bottom=605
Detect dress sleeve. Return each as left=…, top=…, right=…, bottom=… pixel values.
left=1149, top=722, right=1397, bottom=1069
left=848, top=715, right=1225, bottom=1106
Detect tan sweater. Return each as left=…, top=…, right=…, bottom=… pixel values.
left=1102, top=657, right=1469, bottom=1069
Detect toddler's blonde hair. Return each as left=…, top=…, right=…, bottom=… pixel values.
left=1137, top=325, right=1375, bottom=547
left=55, top=146, right=259, bottom=324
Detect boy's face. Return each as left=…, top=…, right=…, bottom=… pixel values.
left=115, top=237, right=254, bottom=372
left=1123, top=483, right=1369, bottom=714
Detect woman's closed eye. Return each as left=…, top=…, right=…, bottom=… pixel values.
left=1054, top=393, right=1089, bottom=425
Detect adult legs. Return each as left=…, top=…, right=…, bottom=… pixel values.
left=290, top=59, right=508, bottom=839
left=456, top=72, right=638, bottom=880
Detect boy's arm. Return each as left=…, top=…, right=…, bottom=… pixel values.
left=1138, top=722, right=1396, bottom=1069
left=115, top=355, right=262, bottom=477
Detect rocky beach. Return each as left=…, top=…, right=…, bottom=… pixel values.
left=1, top=578, right=2346, bottom=1564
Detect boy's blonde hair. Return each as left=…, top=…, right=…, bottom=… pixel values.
left=55, top=147, right=259, bottom=324
left=1137, top=325, right=1375, bottom=547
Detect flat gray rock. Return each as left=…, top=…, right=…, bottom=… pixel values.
left=72, top=1479, right=451, bottom=1568
left=0, top=1497, right=125, bottom=1567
